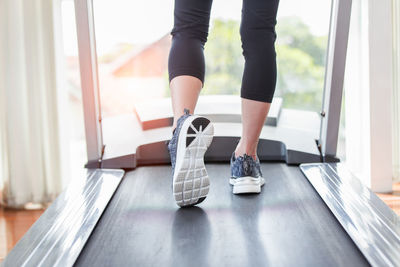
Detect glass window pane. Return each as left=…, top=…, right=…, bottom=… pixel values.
left=92, top=0, right=332, bottom=118
left=275, top=0, right=331, bottom=112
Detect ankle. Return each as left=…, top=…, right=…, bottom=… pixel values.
left=236, top=139, right=257, bottom=155
left=234, top=147, right=257, bottom=160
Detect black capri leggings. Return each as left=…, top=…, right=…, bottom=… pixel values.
left=168, top=0, right=280, bottom=103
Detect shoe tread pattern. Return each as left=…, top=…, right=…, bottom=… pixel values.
left=174, top=117, right=213, bottom=207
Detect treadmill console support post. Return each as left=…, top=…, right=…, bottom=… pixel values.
left=319, top=0, right=352, bottom=161
left=75, top=0, right=104, bottom=168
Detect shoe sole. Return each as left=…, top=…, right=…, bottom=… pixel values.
left=173, top=115, right=214, bottom=207
left=229, top=177, right=265, bottom=194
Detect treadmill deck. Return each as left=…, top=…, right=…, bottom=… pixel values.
left=75, top=163, right=368, bottom=267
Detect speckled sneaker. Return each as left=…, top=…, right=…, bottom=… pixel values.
left=230, top=152, right=265, bottom=194
left=167, top=108, right=214, bottom=207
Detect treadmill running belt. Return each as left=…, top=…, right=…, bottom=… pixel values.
left=75, top=163, right=369, bottom=267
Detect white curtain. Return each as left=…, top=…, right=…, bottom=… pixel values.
left=392, top=0, right=400, bottom=182
left=344, top=0, right=394, bottom=192
left=0, top=0, right=67, bottom=208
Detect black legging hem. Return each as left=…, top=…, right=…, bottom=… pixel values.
left=169, top=69, right=205, bottom=88
left=241, top=90, right=274, bottom=104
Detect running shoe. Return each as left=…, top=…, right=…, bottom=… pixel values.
left=230, top=152, right=265, bottom=194
left=167, top=108, right=214, bottom=207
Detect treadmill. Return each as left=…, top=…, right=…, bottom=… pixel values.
left=3, top=0, right=400, bottom=266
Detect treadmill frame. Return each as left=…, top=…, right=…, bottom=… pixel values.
left=74, top=0, right=352, bottom=166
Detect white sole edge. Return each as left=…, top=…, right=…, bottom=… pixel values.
left=230, top=176, right=265, bottom=194
left=172, top=116, right=214, bottom=207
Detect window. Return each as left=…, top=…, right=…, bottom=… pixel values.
left=65, top=0, right=348, bottom=165
left=89, top=0, right=332, bottom=117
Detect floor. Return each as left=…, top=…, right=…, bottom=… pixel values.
left=0, top=183, right=399, bottom=262
left=377, top=183, right=400, bottom=215
left=0, top=207, right=45, bottom=262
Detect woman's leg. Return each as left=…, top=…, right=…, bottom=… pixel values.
left=168, top=0, right=213, bottom=130
left=235, top=99, right=271, bottom=160
left=168, top=0, right=214, bottom=207
left=235, top=0, right=280, bottom=159
left=170, top=76, right=202, bottom=130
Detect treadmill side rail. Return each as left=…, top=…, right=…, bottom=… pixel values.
left=2, top=169, right=124, bottom=267
left=300, top=163, right=400, bottom=267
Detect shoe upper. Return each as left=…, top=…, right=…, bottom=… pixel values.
left=167, top=108, right=191, bottom=175
left=230, top=152, right=263, bottom=179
